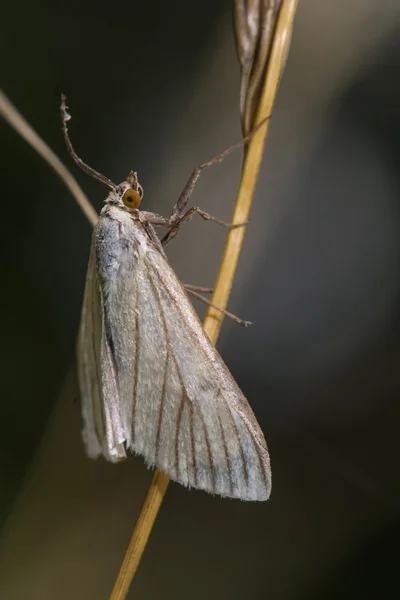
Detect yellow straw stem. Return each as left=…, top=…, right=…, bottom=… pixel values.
left=109, top=1, right=298, bottom=598
left=0, top=3, right=298, bottom=596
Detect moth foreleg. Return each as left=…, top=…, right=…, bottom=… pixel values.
left=161, top=206, right=247, bottom=247
left=171, top=116, right=270, bottom=219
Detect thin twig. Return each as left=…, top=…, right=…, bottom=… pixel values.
left=0, top=90, right=98, bottom=227
left=108, top=1, right=298, bottom=598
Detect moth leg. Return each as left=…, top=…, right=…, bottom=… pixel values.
left=161, top=206, right=247, bottom=247
left=171, top=115, right=270, bottom=219
left=142, top=116, right=270, bottom=242
left=139, top=211, right=171, bottom=226
left=185, top=287, right=252, bottom=327
left=183, top=284, right=213, bottom=293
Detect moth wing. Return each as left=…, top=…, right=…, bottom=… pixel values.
left=77, top=238, right=126, bottom=462
left=127, top=248, right=271, bottom=501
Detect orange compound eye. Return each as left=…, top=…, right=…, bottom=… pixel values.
left=122, top=188, right=142, bottom=208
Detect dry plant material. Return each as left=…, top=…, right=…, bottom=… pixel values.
left=110, top=1, right=298, bottom=598
left=235, top=0, right=283, bottom=135
left=0, top=2, right=298, bottom=597
left=0, top=90, right=97, bottom=226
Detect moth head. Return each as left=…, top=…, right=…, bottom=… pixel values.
left=113, top=171, right=144, bottom=211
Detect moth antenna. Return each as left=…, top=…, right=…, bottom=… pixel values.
left=60, top=94, right=117, bottom=191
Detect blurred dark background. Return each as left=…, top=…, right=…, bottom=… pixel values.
left=1, top=1, right=400, bottom=598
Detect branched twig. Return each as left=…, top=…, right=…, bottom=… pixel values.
left=109, top=1, right=298, bottom=599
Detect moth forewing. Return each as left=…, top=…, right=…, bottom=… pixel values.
left=78, top=194, right=271, bottom=501
left=144, top=248, right=271, bottom=500
left=77, top=233, right=126, bottom=462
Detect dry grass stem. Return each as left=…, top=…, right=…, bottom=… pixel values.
left=0, top=1, right=298, bottom=593
left=109, top=1, right=298, bottom=598
left=0, top=90, right=97, bottom=227
left=108, top=471, right=170, bottom=600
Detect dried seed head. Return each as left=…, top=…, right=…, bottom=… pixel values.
left=234, top=0, right=283, bottom=134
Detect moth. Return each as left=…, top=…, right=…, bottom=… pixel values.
left=61, top=97, right=271, bottom=501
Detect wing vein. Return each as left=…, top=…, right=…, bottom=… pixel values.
left=221, top=396, right=249, bottom=486
left=175, top=393, right=186, bottom=480
left=131, top=286, right=140, bottom=443
left=246, top=425, right=270, bottom=492
left=216, top=398, right=233, bottom=495
left=189, top=403, right=198, bottom=486
left=155, top=350, right=169, bottom=463
left=195, top=405, right=216, bottom=489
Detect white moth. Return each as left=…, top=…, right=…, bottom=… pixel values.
left=62, top=97, right=271, bottom=501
